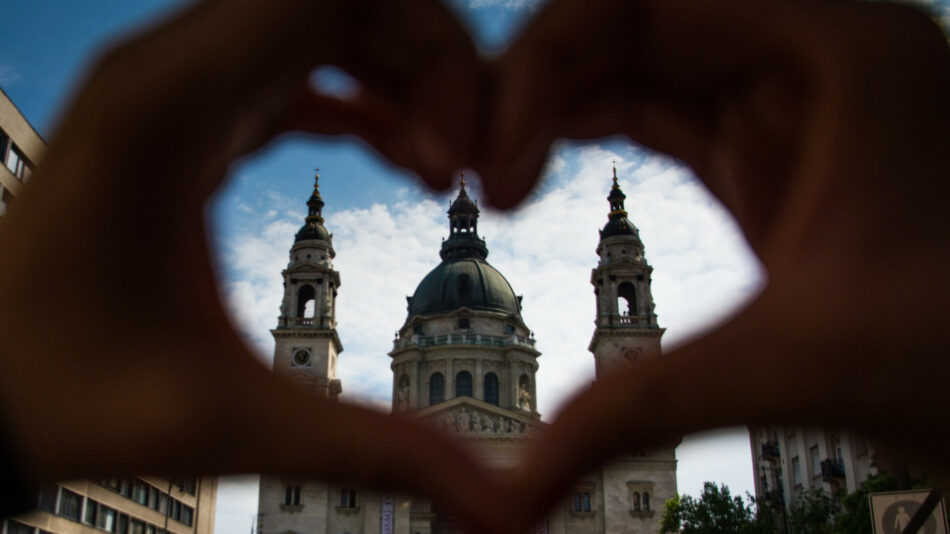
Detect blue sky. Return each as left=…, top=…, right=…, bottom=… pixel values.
left=4, top=1, right=948, bottom=533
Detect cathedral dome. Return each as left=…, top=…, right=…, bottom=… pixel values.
left=295, top=220, right=331, bottom=242
left=408, top=258, right=521, bottom=318
left=600, top=216, right=639, bottom=239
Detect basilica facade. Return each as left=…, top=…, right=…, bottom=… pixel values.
left=257, top=169, right=677, bottom=534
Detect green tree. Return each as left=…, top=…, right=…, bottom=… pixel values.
left=789, top=488, right=839, bottom=534
left=833, top=474, right=898, bottom=534
left=661, top=482, right=779, bottom=534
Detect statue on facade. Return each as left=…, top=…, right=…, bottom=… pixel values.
left=518, top=382, right=532, bottom=412
left=396, top=381, right=410, bottom=411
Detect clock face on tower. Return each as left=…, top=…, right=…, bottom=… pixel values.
left=292, top=349, right=311, bottom=367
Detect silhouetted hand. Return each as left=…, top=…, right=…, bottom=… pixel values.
left=482, top=0, right=950, bottom=529
left=0, top=0, right=504, bottom=527
left=4, top=0, right=950, bottom=531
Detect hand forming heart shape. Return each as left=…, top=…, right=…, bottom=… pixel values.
left=1, top=0, right=949, bottom=532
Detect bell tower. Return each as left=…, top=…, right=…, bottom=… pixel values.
left=588, top=165, right=665, bottom=376
left=271, top=170, right=343, bottom=399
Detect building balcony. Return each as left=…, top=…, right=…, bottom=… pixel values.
left=608, top=314, right=656, bottom=328
left=820, top=458, right=845, bottom=481
left=761, top=441, right=780, bottom=461
left=279, top=317, right=334, bottom=329
left=393, top=333, right=536, bottom=351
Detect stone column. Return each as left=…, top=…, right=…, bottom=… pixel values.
left=475, top=359, right=483, bottom=401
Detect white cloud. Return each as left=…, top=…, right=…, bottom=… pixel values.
left=0, top=64, right=20, bottom=86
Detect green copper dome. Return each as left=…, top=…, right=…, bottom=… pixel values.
left=408, top=258, right=521, bottom=318
left=406, top=179, right=521, bottom=318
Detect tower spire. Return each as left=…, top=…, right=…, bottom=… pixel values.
left=599, top=164, right=642, bottom=242
left=306, top=168, right=325, bottom=224
left=440, top=174, right=488, bottom=260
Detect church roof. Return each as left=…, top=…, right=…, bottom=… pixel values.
left=408, top=257, right=521, bottom=318
left=407, top=179, right=521, bottom=319
left=600, top=165, right=642, bottom=241
left=294, top=171, right=333, bottom=245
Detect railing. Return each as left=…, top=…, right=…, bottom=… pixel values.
left=761, top=441, right=780, bottom=460
left=610, top=314, right=653, bottom=328
left=820, top=458, right=845, bottom=481
left=284, top=317, right=333, bottom=328
left=393, top=333, right=536, bottom=350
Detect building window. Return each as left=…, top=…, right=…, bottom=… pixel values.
left=643, top=492, right=650, bottom=511
left=97, top=505, right=117, bottom=532
left=0, top=129, right=9, bottom=159
left=84, top=498, right=99, bottom=525
left=429, top=372, right=444, bottom=405
left=792, top=456, right=802, bottom=487
left=810, top=445, right=821, bottom=477
left=340, top=488, right=358, bottom=508
left=130, top=519, right=146, bottom=534
left=58, top=488, right=83, bottom=521
left=484, top=373, right=499, bottom=406
left=5, top=520, right=35, bottom=534
left=618, top=281, right=637, bottom=315
left=117, top=513, right=129, bottom=534
left=632, top=492, right=641, bottom=511
left=572, top=492, right=592, bottom=512
left=284, top=485, right=301, bottom=506
left=131, top=480, right=149, bottom=505
left=181, top=478, right=197, bottom=495
left=4, top=144, right=27, bottom=180
left=180, top=505, right=194, bottom=526
left=37, top=485, right=58, bottom=513
left=455, top=371, right=473, bottom=397
left=297, top=285, right=315, bottom=318
left=505, top=324, right=515, bottom=335
left=458, top=318, right=470, bottom=329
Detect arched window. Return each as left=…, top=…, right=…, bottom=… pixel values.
left=429, top=373, right=444, bottom=405
left=297, top=285, right=316, bottom=318
left=484, top=373, right=499, bottom=406
left=455, top=371, right=473, bottom=398
left=618, top=281, right=637, bottom=315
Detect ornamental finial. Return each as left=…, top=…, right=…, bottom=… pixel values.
left=611, top=160, right=619, bottom=187
left=460, top=170, right=467, bottom=191
left=313, top=167, right=321, bottom=191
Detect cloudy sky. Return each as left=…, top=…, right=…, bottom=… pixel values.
left=3, top=0, right=949, bottom=533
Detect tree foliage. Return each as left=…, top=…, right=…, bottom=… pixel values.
left=789, top=488, right=838, bottom=534
left=832, top=474, right=898, bottom=534
left=660, top=482, right=778, bottom=534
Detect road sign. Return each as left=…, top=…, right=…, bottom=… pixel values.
left=870, top=490, right=948, bottom=534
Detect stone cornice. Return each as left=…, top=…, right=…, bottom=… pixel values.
left=272, top=328, right=343, bottom=354
left=590, top=262, right=654, bottom=283
left=282, top=263, right=341, bottom=284
left=389, top=342, right=540, bottom=359
left=401, top=306, right=529, bottom=332
left=588, top=327, right=665, bottom=352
